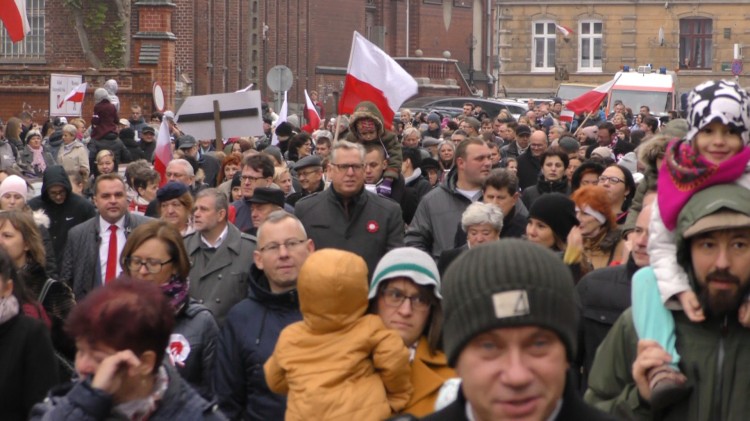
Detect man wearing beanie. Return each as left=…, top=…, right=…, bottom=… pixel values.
left=416, top=240, right=614, bottom=420
left=422, top=112, right=442, bottom=139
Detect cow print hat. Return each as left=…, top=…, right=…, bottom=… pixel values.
left=686, top=80, right=750, bottom=145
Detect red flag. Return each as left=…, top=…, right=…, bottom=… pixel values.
left=559, top=109, right=575, bottom=122
left=302, top=89, right=321, bottom=134
left=0, top=0, right=30, bottom=43
left=564, top=77, right=618, bottom=115
left=58, top=83, right=87, bottom=108
left=555, top=24, right=574, bottom=37
left=154, top=118, right=172, bottom=186
left=339, top=32, right=418, bottom=130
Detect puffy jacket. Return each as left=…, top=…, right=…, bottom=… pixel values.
left=403, top=337, right=455, bottom=417
left=29, top=363, right=225, bottom=421
left=264, top=250, right=411, bottom=421
left=405, top=167, right=479, bottom=259
left=521, top=174, right=571, bottom=209
left=173, top=300, right=219, bottom=401
left=214, top=265, right=302, bottom=421
left=345, top=101, right=402, bottom=180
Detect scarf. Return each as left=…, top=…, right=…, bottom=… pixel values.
left=0, top=294, right=20, bottom=324
left=115, top=365, right=169, bottom=421
left=161, top=274, right=189, bottom=314
left=657, top=138, right=750, bottom=230
left=30, top=146, right=47, bottom=173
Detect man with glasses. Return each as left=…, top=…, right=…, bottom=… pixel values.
left=184, top=188, right=256, bottom=325
left=60, top=173, right=151, bottom=300
left=29, top=165, right=97, bottom=269
left=215, top=210, right=314, bottom=421
left=295, top=140, right=403, bottom=278
left=229, top=154, right=275, bottom=233
left=286, top=155, right=325, bottom=207
left=517, top=129, right=549, bottom=190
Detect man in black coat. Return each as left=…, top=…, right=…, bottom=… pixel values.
left=180, top=135, right=221, bottom=187
left=516, top=129, right=547, bottom=190
left=585, top=121, right=635, bottom=162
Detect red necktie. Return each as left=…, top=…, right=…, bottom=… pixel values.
left=105, top=225, right=118, bottom=283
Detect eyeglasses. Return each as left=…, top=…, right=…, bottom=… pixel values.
left=330, top=163, right=365, bottom=172
left=125, top=256, right=173, bottom=274
left=598, top=175, right=624, bottom=184
left=380, top=288, right=432, bottom=311
left=241, top=175, right=268, bottom=183
left=258, top=238, right=307, bottom=254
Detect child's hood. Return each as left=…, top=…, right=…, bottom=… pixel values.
left=349, top=101, right=386, bottom=138
left=297, top=249, right=369, bottom=333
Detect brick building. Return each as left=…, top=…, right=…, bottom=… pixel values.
left=492, top=1, right=750, bottom=100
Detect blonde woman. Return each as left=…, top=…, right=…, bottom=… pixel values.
left=56, top=124, right=89, bottom=176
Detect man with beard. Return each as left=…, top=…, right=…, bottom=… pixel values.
left=584, top=184, right=750, bottom=419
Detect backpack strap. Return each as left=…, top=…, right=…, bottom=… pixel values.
left=38, top=278, right=56, bottom=303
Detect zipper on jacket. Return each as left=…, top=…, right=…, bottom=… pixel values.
left=711, top=316, right=728, bottom=420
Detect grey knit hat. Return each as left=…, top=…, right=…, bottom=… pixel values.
left=442, top=239, right=578, bottom=365
left=369, top=247, right=441, bottom=300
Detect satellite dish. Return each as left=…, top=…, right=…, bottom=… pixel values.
left=153, top=82, right=165, bottom=112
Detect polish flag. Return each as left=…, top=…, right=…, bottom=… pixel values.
left=154, top=117, right=172, bottom=186
left=563, top=77, right=619, bottom=115
left=58, top=82, right=87, bottom=108
left=339, top=31, right=418, bottom=130
left=271, top=92, right=288, bottom=146
left=0, top=0, right=30, bottom=43
left=302, top=89, right=321, bottom=134
left=555, top=24, right=574, bottom=37
left=559, top=109, right=575, bottom=122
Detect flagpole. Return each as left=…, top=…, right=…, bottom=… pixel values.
left=333, top=116, right=341, bottom=143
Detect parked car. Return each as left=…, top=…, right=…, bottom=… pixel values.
left=401, top=96, right=527, bottom=121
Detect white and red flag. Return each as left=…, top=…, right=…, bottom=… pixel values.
left=58, top=82, right=87, bottom=108
left=0, top=0, right=30, bottom=43
left=555, top=24, right=574, bottom=37
left=563, top=77, right=619, bottom=115
left=154, top=117, right=172, bottom=187
left=559, top=109, right=575, bottom=123
left=339, top=31, right=418, bottom=130
left=302, top=89, right=321, bottom=134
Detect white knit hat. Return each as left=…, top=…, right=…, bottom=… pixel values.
left=0, top=175, right=28, bottom=199
left=369, top=247, right=442, bottom=299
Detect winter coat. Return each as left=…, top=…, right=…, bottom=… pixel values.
left=295, top=187, right=404, bottom=279
left=172, top=299, right=220, bottom=401
left=585, top=270, right=750, bottom=420
left=121, top=134, right=145, bottom=162
left=419, top=379, right=616, bottom=421
left=574, top=257, right=640, bottom=392
left=200, top=153, right=221, bottom=187
left=264, top=251, right=412, bottom=421
left=0, top=314, right=60, bottom=421
left=0, top=139, right=19, bottom=170
left=56, top=141, right=90, bottom=175
left=90, top=135, right=130, bottom=166
left=402, top=337, right=455, bottom=417
left=404, top=168, right=432, bottom=203
left=184, top=223, right=256, bottom=326
left=405, top=167, right=480, bottom=259
left=29, top=363, right=225, bottom=421
left=46, top=129, right=64, bottom=159
left=229, top=198, right=254, bottom=234
left=286, top=179, right=325, bottom=207
left=60, top=212, right=152, bottom=300
left=90, top=98, right=119, bottom=141
left=345, top=101, right=403, bottom=180
left=521, top=174, right=571, bottom=209
left=214, top=266, right=302, bottom=421
left=500, top=141, right=521, bottom=160
left=516, top=148, right=542, bottom=191
left=28, top=165, right=97, bottom=268
left=140, top=139, right=156, bottom=162
left=18, top=145, right=56, bottom=176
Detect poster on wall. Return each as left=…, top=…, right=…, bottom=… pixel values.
left=50, top=74, right=84, bottom=117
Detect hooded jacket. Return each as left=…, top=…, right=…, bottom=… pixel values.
left=345, top=101, right=402, bottom=180
left=264, top=250, right=412, bottom=421
left=214, top=265, right=302, bottom=421
left=28, top=165, right=97, bottom=267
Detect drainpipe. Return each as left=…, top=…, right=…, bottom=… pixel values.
left=486, top=0, right=493, bottom=96
left=406, top=0, right=410, bottom=57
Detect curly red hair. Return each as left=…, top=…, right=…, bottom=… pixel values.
left=571, top=185, right=616, bottom=229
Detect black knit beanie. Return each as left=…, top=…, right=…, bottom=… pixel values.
left=442, top=239, right=578, bottom=366
left=527, top=193, right=578, bottom=243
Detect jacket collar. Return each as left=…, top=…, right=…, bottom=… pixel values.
left=248, top=264, right=299, bottom=308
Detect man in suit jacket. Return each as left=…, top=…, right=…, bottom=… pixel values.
left=61, top=173, right=152, bottom=300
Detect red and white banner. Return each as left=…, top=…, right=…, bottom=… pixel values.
left=555, top=24, right=574, bottom=37
left=563, top=77, right=619, bottom=115
left=339, top=31, right=418, bottom=130
left=559, top=109, right=575, bottom=122
left=154, top=118, right=172, bottom=187
left=58, top=82, right=87, bottom=108
left=0, top=0, right=30, bottom=43
left=302, top=89, right=321, bottom=134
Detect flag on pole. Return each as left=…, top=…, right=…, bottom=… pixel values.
left=559, top=109, right=575, bottom=123
left=339, top=31, right=418, bottom=130
left=154, top=117, right=172, bottom=187
left=555, top=24, right=574, bottom=37
left=58, top=82, right=87, bottom=108
left=271, top=92, right=288, bottom=146
left=0, top=0, right=30, bottom=43
left=302, top=89, right=321, bottom=134
left=563, top=76, right=620, bottom=115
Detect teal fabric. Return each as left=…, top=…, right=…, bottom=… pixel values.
left=631, top=266, right=680, bottom=367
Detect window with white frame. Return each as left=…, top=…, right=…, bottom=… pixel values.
left=579, top=21, right=602, bottom=71
left=0, top=0, right=45, bottom=62
left=532, top=21, right=556, bottom=71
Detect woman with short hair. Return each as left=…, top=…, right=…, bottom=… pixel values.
left=156, top=181, right=194, bottom=236
left=57, top=124, right=90, bottom=176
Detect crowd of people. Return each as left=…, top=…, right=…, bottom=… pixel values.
left=1, top=76, right=750, bottom=420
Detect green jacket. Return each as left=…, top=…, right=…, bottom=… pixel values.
left=345, top=101, right=402, bottom=180
left=584, top=305, right=750, bottom=420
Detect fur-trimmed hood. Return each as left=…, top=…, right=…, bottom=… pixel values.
left=32, top=209, right=50, bottom=228
left=348, top=101, right=386, bottom=139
